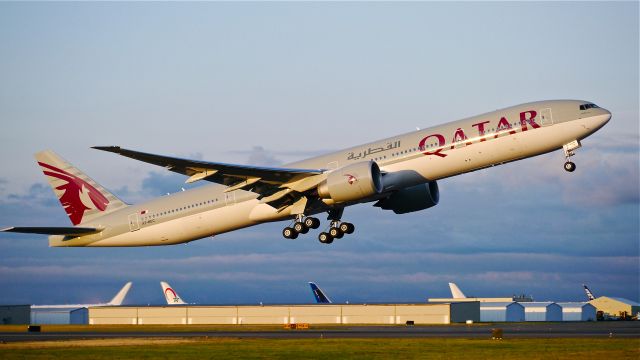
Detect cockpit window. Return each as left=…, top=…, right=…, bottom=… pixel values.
left=580, top=103, right=599, bottom=111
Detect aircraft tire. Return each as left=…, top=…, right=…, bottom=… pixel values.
left=305, top=217, right=320, bottom=229
left=294, top=222, right=308, bottom=234
left=339, top=222, right=355, bottom=234
left=283, top=227, right=297, bottom=239
left=329, top=227, right=343, bottom=239
left=318, top=232, right=333, bottom=244
left=564, top=161, right=576, bottom=172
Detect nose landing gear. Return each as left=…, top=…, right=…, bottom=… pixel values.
left=562, top=140, right=581, bottom=173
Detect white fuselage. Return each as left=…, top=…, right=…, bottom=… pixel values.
left=50, top=100, right=610, bottom=246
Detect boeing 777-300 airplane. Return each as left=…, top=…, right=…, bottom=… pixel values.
left=1, top=100, right=610, bottom=246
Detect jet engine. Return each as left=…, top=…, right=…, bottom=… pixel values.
left=317, top=161, right=383, bottom=203
left=374, top=181, right=439, bottom=214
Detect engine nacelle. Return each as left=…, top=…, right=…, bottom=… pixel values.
left=374, top=181, right=439, bottom=214
left=317, top=161, right=383, bottom=203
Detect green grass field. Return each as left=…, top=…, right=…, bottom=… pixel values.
left=1, top=338, right=639, bottom=359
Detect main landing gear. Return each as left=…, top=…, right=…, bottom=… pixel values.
left=282, top=214, right=320, bottom=240
left=562, top=140, right=581, bottom=173
left=317, top=208, right=354, bottom=244
left=318, top=220, right=355, bottom=244
left=281, top=209, right=355, bottom=244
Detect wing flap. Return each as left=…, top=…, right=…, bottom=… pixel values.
left=1, top=226, right=103, bottom=236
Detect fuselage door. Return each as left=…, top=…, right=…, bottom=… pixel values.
left=225, top=191, right=236, bottom=206
left=128, top=213, right=140, bottom=232
left=540, top=108, right=553, bottom=126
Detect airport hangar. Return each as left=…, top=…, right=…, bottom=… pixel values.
left=8, top=295, right=632, bottom=326
left=82, top=302, right=480, bottom=325
left=4, top=301, right=608, bottom=325
left=428, top=296, right=596, bottom=322
left=589, top=297, right=640, bottom=319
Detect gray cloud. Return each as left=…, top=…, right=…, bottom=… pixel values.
left=244, top=146, right=283, bottom=167
left=0, top=182, right=67, bottom=227
left=228, top=146, right=329, bottom=166
left=6, top=183, right=58, bottom=207
left=448, top=140, right=639, bottom=208
left=140, top=171, right=194, bottom=197
left=1, top=249, right=636, bottom=304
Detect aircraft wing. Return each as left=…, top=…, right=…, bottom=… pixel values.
left=1, top=226, right=103, bottom=236
left=93, top=146, right=326, bottom=205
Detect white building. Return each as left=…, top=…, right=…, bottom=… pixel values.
left=557, top=302, right=596, bottom=321
left=87, top=303, right=480, bottom=325
left=520, top=302, right=562, bottom=322
left=31, top=307, right=79, bottom=325
left=480, top=302, right=525, bottom=322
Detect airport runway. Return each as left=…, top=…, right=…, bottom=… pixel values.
left=1, top=322, right=639, bottom=342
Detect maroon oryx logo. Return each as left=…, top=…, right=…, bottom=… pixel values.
left=345, top=174, right=357, bottom=185
left=38, top=162, right=109, bottom=225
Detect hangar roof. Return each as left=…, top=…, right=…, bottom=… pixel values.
left=608, top=297, right=640, bottom=306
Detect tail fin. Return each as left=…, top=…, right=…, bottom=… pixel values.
left=309, top=282, right=332, bottom=304
left=583, top=284, right=596, bottom=301
left=35, top=150, right=127, bottom=225
left=107, top=282, right=132, bottom=305
left=161, top=281, right=186, bottom=305
left=448, top=282, right=466, bottom=299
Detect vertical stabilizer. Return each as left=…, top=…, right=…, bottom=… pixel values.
left=449, top=283, right=466, bottom=299
left=34, top=150, right=128, bottom=226
left=583, top=284, right=596, bottom=301
left=161, top=281, right=186, bottom=305
left=309, top=282, right=332, bottom=304
left=107, top=282, right=132, bottom=305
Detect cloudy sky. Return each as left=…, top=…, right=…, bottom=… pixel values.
left=0, top=2, right=638, bottom=306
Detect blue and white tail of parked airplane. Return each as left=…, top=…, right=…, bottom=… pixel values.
left=583, top=284, right=596, bottom=301
left=309, top=282, right=332, bottom=304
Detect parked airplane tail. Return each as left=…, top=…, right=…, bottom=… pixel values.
left=35, top=150, right=128, bottom=226
left=161, top=281, right=186, bottom=305
left=107, top=282, right=133, bottom=305
left=309, top=282, right=332, bottom=304
left=583, top=284, right=596, bottom=301
left=448, top=282, right=467, bottom=299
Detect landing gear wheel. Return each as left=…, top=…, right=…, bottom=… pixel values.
left=283, top=227, right=298, bottom=239
left=318, top=232, right=333, bottom=244
left=329, top=227, right=344, bottom=239
left=564, top=161, right=576, bottom=172
left=304, top=217, right=320, bottom=229
left=293, top=222, right=308, bottom=234
left=339, top=222, right=355, bottom=234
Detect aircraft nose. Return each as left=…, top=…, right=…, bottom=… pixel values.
left=600, top=108, right=612, bottom=126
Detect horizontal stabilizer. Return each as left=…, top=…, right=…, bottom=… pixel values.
left=1, top=226, right=103, bottom=236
